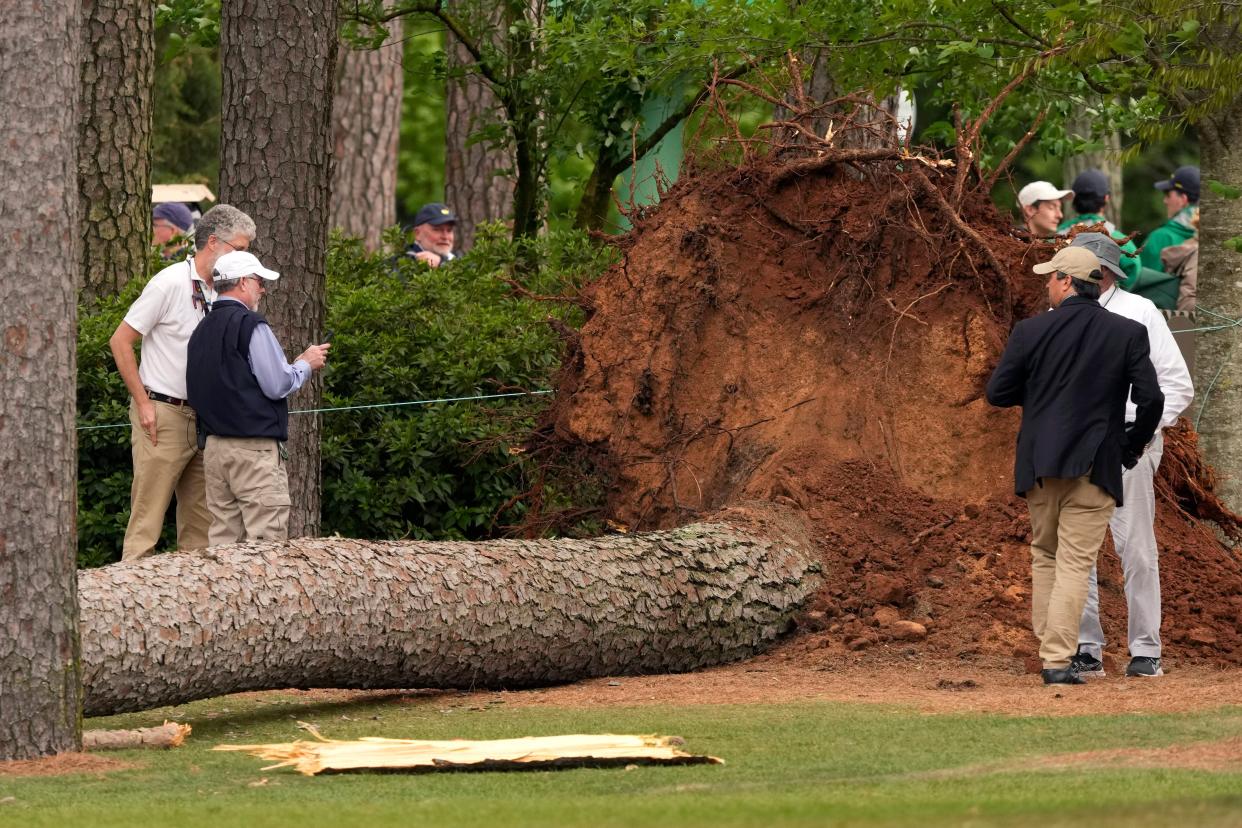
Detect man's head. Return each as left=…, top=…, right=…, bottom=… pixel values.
left=1070, top=231, right=1125, bottom=288
left=194, top=204, right=257, bottom=271
left=1069, top=169, right=1110, bottom=217
left=1033, top=245, right=1103, bottom=307
left=212, top=251, right=280, bottom=311
left=412, top=202, right=457, bottom=257
left=1018, top=181, right=1073, bottom=237
left=1156, top=165, right=1200, bottom=217
left=152, top=202, right=194, bottom=247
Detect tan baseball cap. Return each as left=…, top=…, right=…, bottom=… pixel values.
left=1032, top=246, right=1102, bottom=282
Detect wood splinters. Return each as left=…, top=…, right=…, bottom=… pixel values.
left=83, top=720, right=192, bottom=751
left=215, top=731, right=724, bottom=776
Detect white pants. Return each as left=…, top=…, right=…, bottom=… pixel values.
left=1078, top=431, right=1164, bottom=659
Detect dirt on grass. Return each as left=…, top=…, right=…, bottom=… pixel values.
left=0, top=752, right=134, bottom=778
left=538, top=140, right=1242, bottom=673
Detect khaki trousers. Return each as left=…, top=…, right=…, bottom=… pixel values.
left=1027, top=475, right=1116, bottom=669
left=122, top=399, right=211, bottom=561
left=203, top=436, right=291, bottom=546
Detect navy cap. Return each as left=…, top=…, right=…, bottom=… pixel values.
left=153, top=202, right=194, bottom=231
left=1070, top=168, right=1110, bottom=198
left=414, top=203, right=458, bottom=227
left=1155, top=166, right=1200, bottom=201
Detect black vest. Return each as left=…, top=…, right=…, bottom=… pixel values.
left=186, top=300, right=289, bottom=441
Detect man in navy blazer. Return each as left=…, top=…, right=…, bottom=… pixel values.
left=987, top=246, right=1163, bottom=685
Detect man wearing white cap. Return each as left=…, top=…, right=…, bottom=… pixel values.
left=1017, top=181, right=1073, bottom=240
left=185, top=251, right=330, bottom=545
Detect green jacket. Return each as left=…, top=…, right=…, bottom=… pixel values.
left=1139, top=210, right=1197, bottom=272
left=1057, top=213, right=1142, bottom=289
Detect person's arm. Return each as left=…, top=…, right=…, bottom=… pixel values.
left=985, top=326, right=1027, bottom=408
left=1142, top=307, right=1194, bottom=427
left=109, top=321, right=158, bottom=444
left=1124, top=332, right=1165, bottom=462
left=247, top=323, right=329, bottom=400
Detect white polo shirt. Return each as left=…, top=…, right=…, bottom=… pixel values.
left=123, top=257, right=216, bottom=400
left=1098, top=284, right=1194, bottom=428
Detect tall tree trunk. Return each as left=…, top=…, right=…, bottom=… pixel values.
left=0, top=1, right=82, bottom=761
left=1062, top=106, right=1123, bottom=227
left=219, top=1, right=339, bottom=538
left=78, top=0, right=154, bottom=303
left=79, top=518, right=821, bottom=716
left=1193, top=94, right=1242, bottom=511
left=330, top=19, right=403, bottom=251
left=445, top=0, right=514, bottom=250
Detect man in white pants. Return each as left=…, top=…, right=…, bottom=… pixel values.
left=1068, top=232, right=1194, bottom=678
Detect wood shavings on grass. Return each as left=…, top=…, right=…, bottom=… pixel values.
left=214, top=723, right=723, bottom=776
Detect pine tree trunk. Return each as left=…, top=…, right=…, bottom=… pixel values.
left=219, top=0, right=339, bottom=538
left=78, top=0, right=154, bottom=303
left=79, top=519, right=821, bottom=716
left=0, top=2, right=82, bottom=761
left=1062, top=106, right=1123, bottom=227
left=1193, top=95, right=1242, bottom=510
left=330, top=19, right=403, bottom=251
left=444, top=0, right=515, bottom=249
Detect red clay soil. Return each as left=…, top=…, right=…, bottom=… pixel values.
left=543, top=148, right=1242, bottom=669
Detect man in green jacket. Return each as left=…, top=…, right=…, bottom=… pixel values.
left=1057, top=168, right=1141, bottom=289
left=1140, top=165, right=1199, bottom=271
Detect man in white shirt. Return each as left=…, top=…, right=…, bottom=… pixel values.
left=108, top=204, right=257, bottom=560
left=1067, top=232, right=1195, bottom=678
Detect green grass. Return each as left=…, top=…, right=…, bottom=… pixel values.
left=3, top=692, right=1242, bottom=827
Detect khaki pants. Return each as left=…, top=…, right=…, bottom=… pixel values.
left=1027, top=475, right=1116, bottom=669
left=203, top=436, right=291, bottom=546
left=122, top=399, right=211, bottom=561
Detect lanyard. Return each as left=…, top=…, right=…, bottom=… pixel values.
left=189, top=258, right=213, bottom=315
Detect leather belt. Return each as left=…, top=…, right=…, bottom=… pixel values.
left=147, top=389, right=188, bottom=407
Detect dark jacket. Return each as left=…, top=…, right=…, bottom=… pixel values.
left=186, top=301, right=289, bottom=441
left=986, top=295, right=1163, bottom=506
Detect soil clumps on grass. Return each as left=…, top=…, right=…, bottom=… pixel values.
left=541, top=143, right=1242, bottom=668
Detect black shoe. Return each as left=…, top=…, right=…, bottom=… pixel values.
left=1070, top=649, right=1106, bottom=678
left=1126, top=656, right=1163, bottom=677
left=1042, top=667, right=1086, bottom=685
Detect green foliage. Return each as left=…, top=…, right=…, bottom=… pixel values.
left=396, top=32, right=447, bottom=224
left=74, top=231, right=612, bottom=566
left=151, top=31, right=221, bottom=188
left=321, top=227, right=609, bottom=540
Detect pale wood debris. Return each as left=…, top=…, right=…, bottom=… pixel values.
left=82, top=721, right=191, bottom=750
left=215, top=723, right=723, bottom=775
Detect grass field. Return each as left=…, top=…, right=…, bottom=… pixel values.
left=2, top=690, right=1241, bottom=827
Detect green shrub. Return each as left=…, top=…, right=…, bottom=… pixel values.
left=74, top=228, right=612, bottom=566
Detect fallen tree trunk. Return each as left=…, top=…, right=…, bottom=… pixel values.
left=81, top=515, right=820, bottom=716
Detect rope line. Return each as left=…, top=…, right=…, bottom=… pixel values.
left=76, top=389, right=553, bottom=432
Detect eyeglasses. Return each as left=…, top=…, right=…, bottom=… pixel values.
left=216, top=237, right=249, bottom=253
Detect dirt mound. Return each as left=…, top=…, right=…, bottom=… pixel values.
left=545, top=148, right=1242, bottom=667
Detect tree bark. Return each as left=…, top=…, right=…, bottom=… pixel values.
left=79, top=518, right=821, bottom=716
left=1193, top=92, right=1242, bottom=510
left=78, top=0, right=154, bottom=303
left=1062, top=106, right=1123, bottom=227
left=330, top=19, right=403, bottom=251
left=445, top=0, right=514, bottom=250
left=0, top=1, right=82, bottom=761
left=219, top=1, right=339, bottom=538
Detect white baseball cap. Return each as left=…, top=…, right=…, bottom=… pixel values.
left=214, top=250, right=280, bottom=281
left=1017, top=181, right=1073, bottom=207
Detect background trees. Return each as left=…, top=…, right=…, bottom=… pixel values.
left=78, top=0, right=154, bottom=302
left=0, top=1, right=82, bottom=761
